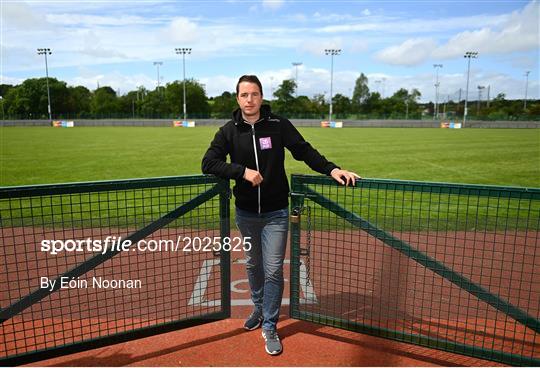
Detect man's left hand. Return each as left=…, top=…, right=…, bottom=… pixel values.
left=330, top=168, right=361, bottom=186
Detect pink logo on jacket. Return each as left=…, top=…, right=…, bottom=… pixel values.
left=259, top=137, right=272, bottom=150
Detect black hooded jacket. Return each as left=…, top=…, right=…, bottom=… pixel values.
left=201, top=105, right=339, bottom=213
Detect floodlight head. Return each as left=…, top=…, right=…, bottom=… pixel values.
left=325, top=48, right=341, bottom=56
left=175, top=48, right=192, bottom=55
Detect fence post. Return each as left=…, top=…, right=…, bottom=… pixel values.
left=219, top=179, right=231, bottom=318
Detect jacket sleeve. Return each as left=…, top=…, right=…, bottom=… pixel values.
left=201, top=126, right=246, bottom=180
left=282, top=119, right=340, bottom=175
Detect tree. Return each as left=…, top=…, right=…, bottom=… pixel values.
left=391, top=88, right=409, bottom=101
left=303, top=93, right=327, bottom=118
left=139, top=90, right=162, bottom=118
left=0, top=84, right=13, bottom=98
left=364, top=92, right=382, bottom=117
left=5, top=87, right=31, bottom=118
left=292, top=96, right=314, bottom=117
left=164, top=79, right=210, bottom=118
left=48, top=79, right=71, bottom=117
left=117, top=90, right=139, bottom=118
left=91, top=86, right=118, bottom=117
left=385, top=88, right=422, bottom=118
left=332, top=94, right=351, bottom=116
left=409, top=88, right=421, bottom=103
left=352, top=73, right=369, bottom=109
left=272, top=79, right=296, bottom=115
left=211, top=91, right=237, bottom=118
left=3, top=78, right=67, bottom=118
left=67, top=86, right=91, bottom=118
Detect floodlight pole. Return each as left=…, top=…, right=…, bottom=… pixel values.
left=325, top=49, right=341, bottom=123
left=175, top=48, right=191, bottom=121
left=433, top=64, right=442, bottom=119
left=463, top=51, right=478, bottom=127
left=0, top=96, right=4, bottom=120
left=477, top=85, right=485, bottom=115
left=153, top=61, right=163, bottom=95
left=375, top=80, right=381, bottom=95
left=524, top=71, right=530, bottom=110
left=37, top=48, right=52, bottom=121
left=405, top=99, right=409, bottom=120
left=292, top=62, right=302, bottom=97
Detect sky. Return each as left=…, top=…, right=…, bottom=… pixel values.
left=1, top=0, right=539, bottom=102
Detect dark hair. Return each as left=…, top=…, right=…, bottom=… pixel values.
left=236, top=75, right=263, bottom=96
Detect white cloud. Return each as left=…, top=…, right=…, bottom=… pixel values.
left=349, top=40, right=369, bottom=53
left=316, top=13, right=508, bottom=34
left=286, top=13, right=308, bottom=22
left=433, top=1, right=539, bottom=58
left=2, top=1, right=52, bottom=31
left=0, top=75, right=24, bottom=87
left=298, top=38, right=344, bottom=56
left=262, top=0, right=285, bottom=10
left=317, top=23, right=378, bottom=33
left=312, top=12, right=357, bottom=24
left=362, top=9, right=371, bottom=16
left=164, top=17, right=201, bottom=43
left=200, top=75, right=238, bottom=97
left=499, top=54, right=539, bottom=70
left=78, top=31, right=128, bottom=59
left=375, top=38, right=437, bottom=66
left=1, top=46, right=43, bottom=71
left=45, top=14, right=156, bottom=27
left=375, top=0, right=539, bottom=66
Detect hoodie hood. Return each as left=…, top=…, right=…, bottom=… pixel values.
left=232, top=104, right=272, bottom=124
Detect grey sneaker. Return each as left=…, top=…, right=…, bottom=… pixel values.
left=262, top=329, right=282, bottom=355
left=243, top=309, right=263, bottom=330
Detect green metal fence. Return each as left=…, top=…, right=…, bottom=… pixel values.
left=0, top=175, right=231, bottom=366
left=290, top=175, right=539, bottom=366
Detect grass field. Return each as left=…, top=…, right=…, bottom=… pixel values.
left=1, top=126, right=539, bottom=187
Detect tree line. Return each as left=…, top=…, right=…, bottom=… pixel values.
left=0, top=74, right=538, bottom=120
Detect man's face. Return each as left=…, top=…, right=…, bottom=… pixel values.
left=237, top=81, right=263, bottom=119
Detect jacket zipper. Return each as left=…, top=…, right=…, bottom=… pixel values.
left=250, top=124, right=261, bottom=213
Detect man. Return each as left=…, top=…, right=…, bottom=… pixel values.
left=201, top=75, right=359, bottom=355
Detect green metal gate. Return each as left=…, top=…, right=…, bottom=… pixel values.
left=0, top=175, right=231, bottom=366
left=290, top=174, right=539, bottom=366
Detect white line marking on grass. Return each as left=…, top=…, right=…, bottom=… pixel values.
left=188, top=259, right=219, bottom=305
left=300, top=262, right=318, bottom=303
left=188, top=259, right=318, bottom=306
left=408, top=157, right=494, bottom=182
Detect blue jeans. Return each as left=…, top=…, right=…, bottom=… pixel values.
left=235, top=207, right=289, bottom=331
